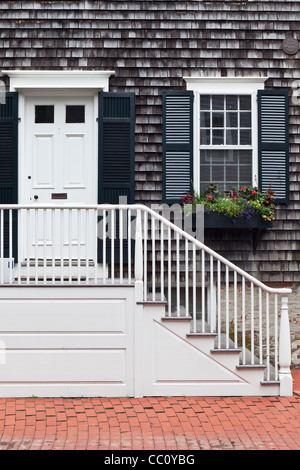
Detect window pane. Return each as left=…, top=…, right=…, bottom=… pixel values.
left=226, top=112, right=238, bottom=127
left=200, top=111, right=210, bottom=127
left=35, top=105, right=54, bottom=123
left=240, top=129, right=251, bottom=145
left=200, top=129, right=210, bottom=145
left=200, top=96, right=210, bottom=110
left=240, top=112, right=251, bottom=127
left=66, top=105, right=85, bottom=123
left=212, top=129, right=224, bottom=145
left=200, top=149, right=252, bottom=192
left=212, top=95, right=224, bottom=110
left=226, top=95, right=238, bottom=110
left=212, top=112, right=224, bottom=128
left=226, top=129, right=238, bottom=145
left=226, top=164, right=237, bottom=182
left=240, top=96, right=251, bottom=110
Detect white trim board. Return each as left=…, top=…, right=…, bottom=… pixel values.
left=4, top=70, right=115, bottom=94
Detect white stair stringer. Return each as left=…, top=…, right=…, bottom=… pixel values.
left=141, top=304, right=280, bottom=397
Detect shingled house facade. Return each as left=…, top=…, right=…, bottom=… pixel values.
left=0, top=1, right=299, bottom=370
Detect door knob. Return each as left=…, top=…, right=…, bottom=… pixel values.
left=34, top=195, right=39, bottom=200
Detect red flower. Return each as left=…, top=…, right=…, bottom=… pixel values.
left=207, top=195, right=213, bottom=200
left=252, top=190, right=257, bottom=195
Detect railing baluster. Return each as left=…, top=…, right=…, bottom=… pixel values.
left=168, top=226, right=171, bottom=316
left=201, top=250, right=205, bottom=333
left=52, top=209, right=55, bottom=284
left=274, top=294, right=278, bottom=381
left=102, top=209, right=106, bottom=285
left=43, top=209, right=47, bottom=285
left=226, top=265, right=229, bottom=349
left=193, top=244, right=196, bottom=330
left=266, top=292, right=270, bottom=381
left=128, top=209, right=131, bottom=285
left=210, top=255, right=214, bottom=333
left=85, top=209, right=89, bottom=284
left=217, top=260, right=221, bottom=349
left=242, top=277, right=246, bottom=364
left=143, top=211, right=147, bottom=301
left=69, top=209, right=72, bottom=284
left=60, top=209, right=64, bottom=284
left=234, top=270, right=237, bottom=349
left=0, top=209, right=3, bottom=285
left=120, top=208, right=123, bottom=284
left=35, top=209, right=38, bottom=285
left=185, top=238, right=189, bottom=319
left=26, top=209, right=30, bottom=285
left=176, top=232, right=180, bottom=316
left=259, top=287, right=263, bottom=364
left=251, top=282, right=254, bottom=364
left=77, top=208, right=81, bottom=285
left=111, top=208, right=115, bottom=284
left=9, top=209, right=13, bottom=285
left=161, top=220, right=164, bottom=302
left=94, top=208, right=98, bottom=285
left=152, top=215, right=155, bottom=301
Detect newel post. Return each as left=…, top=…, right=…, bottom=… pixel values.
left=134, top=208, right=144, bottom=397
left=279, top=295, right=293, bottom=396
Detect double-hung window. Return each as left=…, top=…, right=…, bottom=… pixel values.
left=162, top=77, right=289, bottom=205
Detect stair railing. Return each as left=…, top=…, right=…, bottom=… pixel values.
left=0, top=203, right=293, bottom=393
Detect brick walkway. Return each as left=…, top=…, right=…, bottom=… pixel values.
left=0, top=394, right=299, bottom=450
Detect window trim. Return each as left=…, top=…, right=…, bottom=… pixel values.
left=184, top=77, right=267, bottom=194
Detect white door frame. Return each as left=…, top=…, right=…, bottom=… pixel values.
left=4, top=70, right=115, bottom=206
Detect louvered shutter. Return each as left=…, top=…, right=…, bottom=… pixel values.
left=98, top=92, right=135, bottom=263
left=162, top=91, right=193, bottom=204
left=258, top=90, right=289, bottom=204
left=0, top=92, right=18, bottom=259
left=98, top=92, right=135, bottom=204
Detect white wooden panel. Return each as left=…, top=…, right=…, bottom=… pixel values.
left=63, top=134, right=86, bottom=188
left=153, top=321, right=242, bottom=382
left=33, top=134, right=54, bottom=188
left=0, top=350, right=126, bottom=382
left=0, top=299, right=127, bottom=332
left=0, top=286, right=135, bottom=397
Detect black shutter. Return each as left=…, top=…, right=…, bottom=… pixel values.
left=258, top=90, right=289, bottom=204
left=98, top=92, right=135, bottom=204
left=0, top=92, right=18, bottom=259
left=98, top=92, right=135, bottom=264
left=162, top=90, right=193, bottom=204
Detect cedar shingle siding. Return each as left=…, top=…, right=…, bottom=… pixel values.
left=1, top=1, right=300, bottom=283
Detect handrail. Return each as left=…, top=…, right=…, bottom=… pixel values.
left=2, top=202, right=292, bottom=295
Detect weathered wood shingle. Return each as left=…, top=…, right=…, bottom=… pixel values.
left=0, top=1, right=300, bottom=282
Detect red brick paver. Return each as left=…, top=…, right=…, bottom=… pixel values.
left=0, top=395, right=299, bottom=450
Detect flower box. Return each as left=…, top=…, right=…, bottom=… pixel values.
left=203, top=213, right=273, bottom=229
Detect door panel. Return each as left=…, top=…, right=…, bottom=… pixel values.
left=23, top=96, right=97, bottom=261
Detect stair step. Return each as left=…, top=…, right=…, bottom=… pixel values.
left=161, top=316, right=192, bottom=322
left=21, top=259, right=95, bottom=267
left=187, top=332, right=217, bottom=337
left=211, top=348, right=242, bottom=353
left=236, top=364, right=266, bottom=370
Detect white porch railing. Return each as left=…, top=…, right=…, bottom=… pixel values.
left=0, top=204, right=293, bottom=391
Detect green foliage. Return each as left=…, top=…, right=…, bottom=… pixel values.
left=182, top=184, right=276, bottom=222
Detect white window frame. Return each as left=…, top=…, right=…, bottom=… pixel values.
left=183, top=77, right=267, bottom=194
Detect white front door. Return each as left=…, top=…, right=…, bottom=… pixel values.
left=23, top=96, right=97, bottom=261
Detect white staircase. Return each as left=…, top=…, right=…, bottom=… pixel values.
left=0, top=203, right=294, bottom=397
